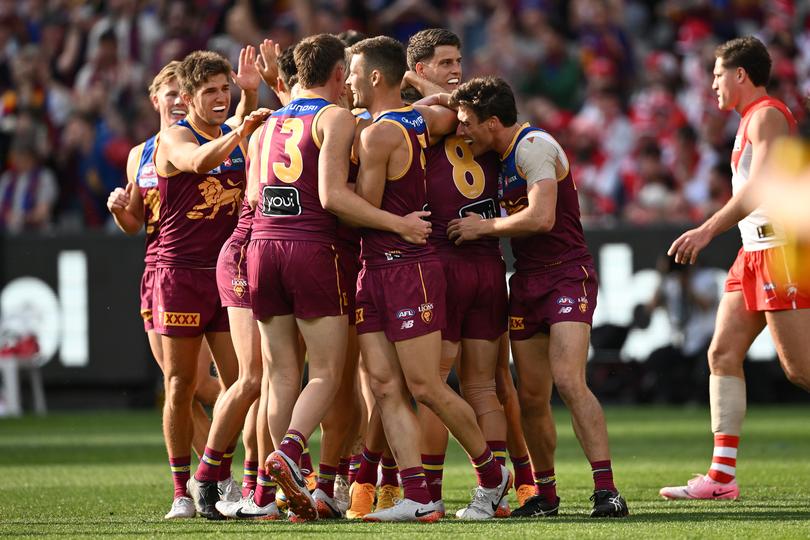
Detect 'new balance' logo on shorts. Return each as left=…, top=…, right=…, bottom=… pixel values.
left=163, top=312, right=201, bottom=327
left=509, top=316, right=525, bottom=331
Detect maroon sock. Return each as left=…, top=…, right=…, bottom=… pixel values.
left=355, top=448, right=382, bottom=486
left=219, top=444, right=237, bottom=481
left=338, top=457, right=350, bottom=477
left=242, top=460, right=258, bottom=498
left=380, top=456, right=399, bottom=487
left=195, top=446, right=224, bottom=482
left=591, top=460, right=616, bottom=492
left=421, top=454, right=445, bottom=502
left=169, top=456, right=191, bottom=499
left=399, top=466, right=432, bottom=504
left=348, top=453, right=362, bottom=485
left=488, top=440, right=507, bottom=466
left=317, top=464, right=338, bottom=498
left=471, top=448, right=502, bottom=489
left=511, top=454, right=534, bottom=489
left=254, top=468, right=277, bottom=507
left=300, top=446, right=314, bottom=476
left=534, top=468, right=557, bottom=501
left=277, top=430, right=307, bottom=467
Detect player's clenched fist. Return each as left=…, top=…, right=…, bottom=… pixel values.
left=107, top=182, right=134, bottom=214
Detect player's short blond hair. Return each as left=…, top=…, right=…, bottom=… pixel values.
left=148, top=61, right=181, bottom=98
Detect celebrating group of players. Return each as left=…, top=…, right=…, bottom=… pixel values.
left=107, top=24, right=809, bottom=523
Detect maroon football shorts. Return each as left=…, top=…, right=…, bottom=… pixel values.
left=508, top=263, right=598, bottom=341
left=153, top=267, right=230, bottom=337
left=140, top=266, right=157, bottom=331
left=337, top=244, right=361, bottom=325
left=441, top=254, right=507, bottom=342
left=217, top=236, right=251, bottom=309
left=355, top=259, right=446, bottom=342
left=247, top=239, right=347, bottom=321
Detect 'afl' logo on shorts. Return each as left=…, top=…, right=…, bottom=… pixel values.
left=396, top=308, right=415, bottom=320
left=232, top=278, right=247, bottom=298
left=509, top=316, right=524, bottom=331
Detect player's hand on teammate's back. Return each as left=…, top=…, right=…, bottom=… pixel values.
left=231, top=46, right=262, bottom=92
left=668, top=226, right=712, bottom=265
left=447, top=212, right=484, bottom=245
left=107, top=182, right=133, bottom=214
left=397, top=210, right=432, bottom=244
left=256, top=39, right=280, bottom=88
left=237, top=108, right=272, bottom=139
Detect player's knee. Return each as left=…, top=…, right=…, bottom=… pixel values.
left=369, top=378, right=399, bottom=403
left=708, top=341, right=743, bottom=375
left=461, top=378, right=501, bottom=417
left=782, top=362, right=810, bottom=391
left=552, top=374, right=586, bottom=403
left=518, top=388, right=551, bottom=417
left=236, top=375, right=262, bottom=402
left=165, top=374, right=195, bottom=403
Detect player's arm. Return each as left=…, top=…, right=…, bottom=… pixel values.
left=402, top=71, right=446, bottom=98
left=320, top=109, right=431, bottom=244
left=447, top=136, right=559, bottom=243
left=414, top=103, right=458, bottom=143
left=163, top=109, right=271, bottom=174
left=107, top=145, right=145, bottom=235
left=668, top=107, right=790, bottom=264
left=245, top=126, right=264, bottom=210
left=226, top=46, right=261, bottom=129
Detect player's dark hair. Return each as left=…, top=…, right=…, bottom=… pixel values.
left=349, top=36, right=407, bottom=88
left=450, top=76, right=517, bottom=127
left=337, top=29, right=367, bottom=47
left=177, top=50, right=232, bottom=95
left=715, top=36, right=771, bottom=87
left=277, top=45, right=298, bottom=88
left=294, top=33, right=346, bottom=88
left=406, top=28, right=461, bottom=70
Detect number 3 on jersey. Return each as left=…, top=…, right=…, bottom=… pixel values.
left=260, top=117, right=304, bottom=183
left=445, top=135, right=485, bottom=199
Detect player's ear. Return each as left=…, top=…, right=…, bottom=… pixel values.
left=181, top=91, right=193, bottom=107
left=150, top=93, right=159, bottom=112
left=414, top=61, right=425, bottom=77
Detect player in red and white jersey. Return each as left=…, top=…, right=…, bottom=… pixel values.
left=448, top=76, right=628, bottom=518
left=346, top=36, right=511, bottom=523
left=662, top=36, right=810, bottom=500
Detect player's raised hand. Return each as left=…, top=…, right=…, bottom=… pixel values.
left=667, top=226, right=712, bottom=265
left=237, top=107, right=272, bottom=138
left=232, top=46, right=261, bottom=92
left=398, top=210, right=432, bottom=244
left=107, top=182, right=133, bottom=215
left=256, top=39, right=281, bottom=88
left=447, top=212, right=484, bottom=245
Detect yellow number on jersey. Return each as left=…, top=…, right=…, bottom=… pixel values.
left=445, top=135, right=485, bottom=199
left=259, top=117, right=305, bottom=184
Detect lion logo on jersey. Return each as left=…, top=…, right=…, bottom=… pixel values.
left=143, top=188, right=161, bottom=234
left=186, top=177, right=243, bottom=220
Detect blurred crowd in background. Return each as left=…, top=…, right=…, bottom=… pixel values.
left=1, top=0, right=810, bottom=233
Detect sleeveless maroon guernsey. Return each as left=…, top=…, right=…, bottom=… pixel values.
left=156, top=118, right=246, bottom=269
left=425, top=135, right=501, bottom=257
left=360, top=106, right=436, bottom=267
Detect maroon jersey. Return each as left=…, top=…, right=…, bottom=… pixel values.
left=229, top=196, right=254, bottom=245
left=251, top=93, right=338, bottom=244
left=134, top=134, right=160, bottom=267
left=425, top=135, right=501, bottom=256
left=499, top=124, right=591, bottom=272
left=156, top=118, right=246, bottom=268
left=360, top=106, right=435, bottom=267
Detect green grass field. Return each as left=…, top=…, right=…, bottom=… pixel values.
left=1, top=406, right=809, bottom=538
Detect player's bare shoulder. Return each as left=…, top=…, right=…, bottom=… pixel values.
left=358, top=119, right=403, bottom=156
